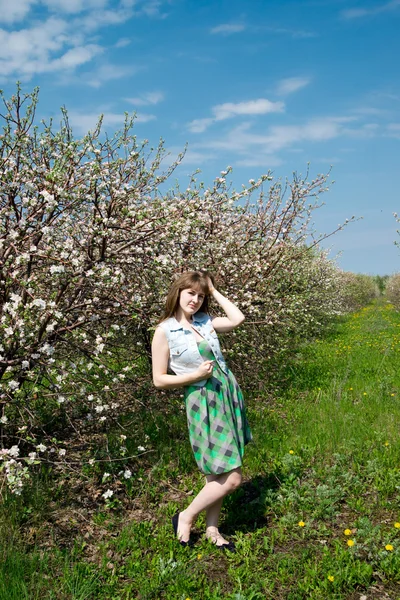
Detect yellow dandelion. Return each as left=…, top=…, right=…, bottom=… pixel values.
left=384, top=441, right=390, bottom=447
left=349, top=387, right=353, bottom=390
left=344, top=529, right=352, bottom=536
left=385, top=544, right=394, bottom=552
left=347, top=539, right=355, bottom=547
left=391, top=393, right=395, bottom=397
left=394, top=522, right=400, bottom=529
left=363, top=392, right=367, bottom=396
left=289, top=450, right=295, bottom=455
left=327, top=575, right=334, bottom=582
left=197, top=553, right=202, bottom=560
left=298, top=521, right=305, bottom=527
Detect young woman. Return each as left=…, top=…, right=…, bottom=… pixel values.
left=151, top=271, right=252, bottom=551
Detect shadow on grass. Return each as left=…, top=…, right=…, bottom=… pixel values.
left=221, top=473, right=281, bottom=535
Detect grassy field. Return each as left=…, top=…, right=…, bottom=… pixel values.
left=1, top=301, right=400, bottom=599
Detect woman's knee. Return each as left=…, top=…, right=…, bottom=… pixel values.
left=226, top=469, right=242, bottom=491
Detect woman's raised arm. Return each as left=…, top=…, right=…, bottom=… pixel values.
left=207, top=279, right=245, bottom=333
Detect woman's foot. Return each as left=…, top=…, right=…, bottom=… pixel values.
left=205, top=526, right=236, bottom=552
left=172, top=510, right=193, bottom=546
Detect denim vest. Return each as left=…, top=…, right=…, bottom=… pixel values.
left=159, top=312, right=229, bottom=387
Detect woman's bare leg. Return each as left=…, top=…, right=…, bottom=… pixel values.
left=176, top=468, right=242, bottom=543
left=205, top=497, right=230, bottom=545
left=205, top=496, right=223, bottom=529
left=205, top=475, right=227, bottom=545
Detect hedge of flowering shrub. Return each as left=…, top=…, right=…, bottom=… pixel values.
left=0, top=87, right=356, bottom=493
left=335, top=272, right=379, bottom=313
left=386, top=274, right=400, bottom=311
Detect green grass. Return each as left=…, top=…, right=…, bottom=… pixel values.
left=1, top=301, right=400, bottom=599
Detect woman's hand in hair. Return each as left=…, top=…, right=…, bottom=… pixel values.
left=203, top=272, right=216, bottom=295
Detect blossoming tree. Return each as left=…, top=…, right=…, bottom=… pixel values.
left=0, top=87, right=353, bottom=494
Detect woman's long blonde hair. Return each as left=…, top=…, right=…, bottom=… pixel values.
left=159, top=271, right=214, bottom=322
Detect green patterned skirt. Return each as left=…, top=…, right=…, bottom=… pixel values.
left=184, top=340, right=252, bottom=475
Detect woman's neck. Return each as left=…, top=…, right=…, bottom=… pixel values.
left=175, top=309, right=193, bottom=327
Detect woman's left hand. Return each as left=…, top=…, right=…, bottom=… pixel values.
left=205, top=274, right=215, bottom=294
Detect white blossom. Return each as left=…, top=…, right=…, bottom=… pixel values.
left=32, top=299, right=46, bottom=309
left=50, top=265, right=65, bottom=274
left=40, top=343, right=55, bottom=355
left=9, top=445, right=20, bottom=457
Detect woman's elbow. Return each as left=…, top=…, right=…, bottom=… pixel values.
left=235, top=314, right=245, bottom=327
left=153, top=378, right=163, bottom=389
left=153, top=375, right=167, bottom=390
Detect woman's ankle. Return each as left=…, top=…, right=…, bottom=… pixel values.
left=180, top=508, right=194, bottom=525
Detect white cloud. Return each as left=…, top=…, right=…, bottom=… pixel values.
left=341, top=8, right=369, bottom=18
left=68, top=110, right=155, bottom=135
left=43, top=0, right=108, bottom=14
left=0, top=3, right=133, bottom=80
left=210, top=23, right=245, bottom=35
left=68, top=111, right=124, bottom=134
left=53, top=45, right=101, bottom=69
left=0, top=0, right=168, bottom=27
left=341, top=0, right=400, bottom=19
left=125, top=91, right=164, bottom=106
left=0, top=0, right=168, bottom=81
left=85, top=63, right=138, bottom=88
left=121, top=0, right=168, bottom=18
left=276, top=77, right=311, bottom=95
left=263, top=26, right=318, bottom=39
left=387, top=123, right=400, bottom=138
left=235, top=155, right=283, bottom=168
left=188, top=98, right=285, bottom=133
left=213, top=99, right=284, bottom=120
left=0, top=0, right=34, bottom=24
left=0, top=0, right=110, bottom=23
left=135, top=113, right=156, bottom=123
left=352, top=106, right=389, bottom=117
left=313, top=156, right=342, bottom=165
left=115, top=37, right=131, bottom=47
left=0, top=13, right=107, bottom=79
left=196, top=115, right=368, bottom=169
left=140, top=0, right=166, bottom=17
left=78, top=7, right=134, bottom=31
left=187, top=118, right=214, bottom=133
left=196, top=116, right=358, bottom=158
left=170, top=147, right=217, bottom=166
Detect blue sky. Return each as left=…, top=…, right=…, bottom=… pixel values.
left=1, top=0, right=399, bottom=274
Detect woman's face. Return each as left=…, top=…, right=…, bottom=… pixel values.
left=179, top=287, right=205, bottom=316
